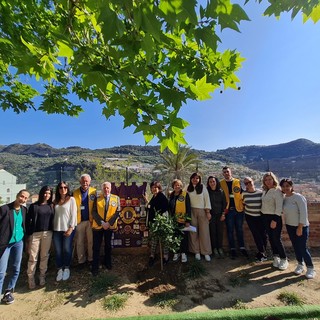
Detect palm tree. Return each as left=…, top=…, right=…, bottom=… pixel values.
left=154, top=146, right=200, bottom=189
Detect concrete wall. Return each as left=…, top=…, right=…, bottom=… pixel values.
left=0, top=169, right=26, bottom=204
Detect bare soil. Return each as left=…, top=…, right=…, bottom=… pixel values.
left=1, top=248, right=320, bottom=320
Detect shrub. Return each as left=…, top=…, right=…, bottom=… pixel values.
left=187, top=260, right=207, bottom=279
left=277, top=291, right=304, bottom=306
left=103, top=293, right=129, bottom=311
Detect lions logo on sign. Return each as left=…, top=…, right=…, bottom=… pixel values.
left=121, top=207, right=136, bottom=224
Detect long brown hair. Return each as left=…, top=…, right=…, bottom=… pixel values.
left=55, top=181, right=71, bottom=204
left=187, top=172, right=203, bottom=194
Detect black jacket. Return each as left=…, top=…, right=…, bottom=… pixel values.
left=147, top=192, right=168, bottom=225
left=0, top=202, right=27, bottom=258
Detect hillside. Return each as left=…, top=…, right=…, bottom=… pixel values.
left=0, top=139, right=319, bottom=193
left=209, top=139, right=320, bottom=181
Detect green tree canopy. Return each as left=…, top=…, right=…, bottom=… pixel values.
left=0, top=0, right=319, bottom=152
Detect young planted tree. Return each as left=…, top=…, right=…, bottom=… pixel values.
left=148, top=213, right=182, bottom=270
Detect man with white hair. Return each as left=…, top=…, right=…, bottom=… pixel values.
left=91, top=181, right=120, bottom=276
left=73, top=174, right=96, bottom=266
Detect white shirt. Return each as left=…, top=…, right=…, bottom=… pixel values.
left=261, top=188, right=284, bottom=216
left=283, top=192, right=309, bottom=227
left=188, top=186, right=211, bottom=210
left=54, top=197, right=77, bottom=231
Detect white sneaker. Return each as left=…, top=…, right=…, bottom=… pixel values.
left=205, top=255, right=211, bottom=262
left=56, top=269, right=63, bottom=282
left=173, top=253, right=180, bottom=262
left=195, top=253, right=201, bottom=261
left=181, top=253, right=187, bottom=263
left=273, top=256, right=280, bottom=268
left=62, top=268, right=70, bottom=281
left=306, top=268, right=316, bottom=279
left=294, top=264, right=304, bottom=275
left=278, top=259, right=289, bottom=270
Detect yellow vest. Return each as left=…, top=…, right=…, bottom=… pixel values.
left=174, top=191, right=187, bottom=223
left=73, top=187, right=96, bottom=224
left=92, top=194, right=119, bottom=230
left=220, top=179, right=243, bottom=212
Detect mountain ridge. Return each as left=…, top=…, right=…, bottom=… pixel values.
left=0, top=138, right=319, bottom=194
left=1, top=138, right=319, bottom=158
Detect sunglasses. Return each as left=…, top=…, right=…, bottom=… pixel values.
left=244, top=181, right=252, bottom=185
left=59, top=186, right=68, bottom=190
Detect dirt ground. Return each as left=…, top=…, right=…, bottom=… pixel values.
left=1, top=248, right=320, bottom=320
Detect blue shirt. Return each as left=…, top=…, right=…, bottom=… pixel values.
left=80, top=188, right=89, bottom=221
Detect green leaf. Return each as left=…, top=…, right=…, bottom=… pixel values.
left=141, top=8, right=161, bottom=42
left=144, top=133, right=154, bottom=144
left=0, top=38, right=13, bottom=45
left=57, top=40, right=74, bottom=63
left=99, top=5, right=118, bottom=41
left=303, top=5, right=320, bottom=23
left=20, top=36, right=38, bottom=55
left=189, top=76, right=218, bottom=100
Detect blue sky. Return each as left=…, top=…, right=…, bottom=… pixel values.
left=1, top=2, right=320, bottom=152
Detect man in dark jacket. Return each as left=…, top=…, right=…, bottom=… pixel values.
left=0, top=189, right=29, bottom=304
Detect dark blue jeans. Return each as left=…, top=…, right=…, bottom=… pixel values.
left=262, top=214, right=286, bottom=259
left=245, top=214, right=267, bottom=253
left=286, top=224, right=313, bottom=267
left=53, top=230, right=76, bottom=269
left=225, top=209, right=245, bottom=249
left=0, top=240, right=23, bottom=294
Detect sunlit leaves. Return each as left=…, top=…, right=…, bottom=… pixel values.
left=303, top=4, right=320, bottom=23
left=258, top=0, right=320, bottom=23
left=57, top=40, right=74, bottom=63
left=0, top=0, right=318, bottom=153
left=190, top=76, right=218, bottom=100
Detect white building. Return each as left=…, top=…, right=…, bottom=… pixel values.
left=0, top=169, right=26, bottom=204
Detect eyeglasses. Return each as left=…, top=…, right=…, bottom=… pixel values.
left=59, top=186, right=68, bottom=190
left=244, top=181, right=252, bottom=185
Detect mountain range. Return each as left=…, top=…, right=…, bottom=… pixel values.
left=0, top=138, right=319, bottom=193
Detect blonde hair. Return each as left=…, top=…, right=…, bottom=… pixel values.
left=171, top=179, right=183, bottom=189
left=262, top=172, right=279, bottom=191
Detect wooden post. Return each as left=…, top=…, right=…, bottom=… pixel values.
left=159, top=240, right=163, bottom=271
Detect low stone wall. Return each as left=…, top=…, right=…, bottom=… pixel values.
left=241, top=201, right=320, bottom=250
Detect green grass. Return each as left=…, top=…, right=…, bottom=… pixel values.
left=187, top=260, right=207, bottom=279
left=231, top=299, right=248, bottom=310
left=104, top=305, right=320, bottom=320
left=277, top=291, right=304, bottom=306
left=103, top=293, right=130, bottom=311
left=151, top=292, right=179, bottom=309
left=90, top=273, right=118, bottom=295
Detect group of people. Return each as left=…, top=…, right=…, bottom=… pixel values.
left=146, top=167, right=316, bottom=281
left=0, top=174, right=121, bottom=305
left=0, top=168, right=316, bottom=305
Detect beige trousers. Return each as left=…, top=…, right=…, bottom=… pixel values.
left=27, top=231, right=53, bottom=278
left=75, top=220, right=93, bottom=264
left=189, top=208, right=212, bottom=255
